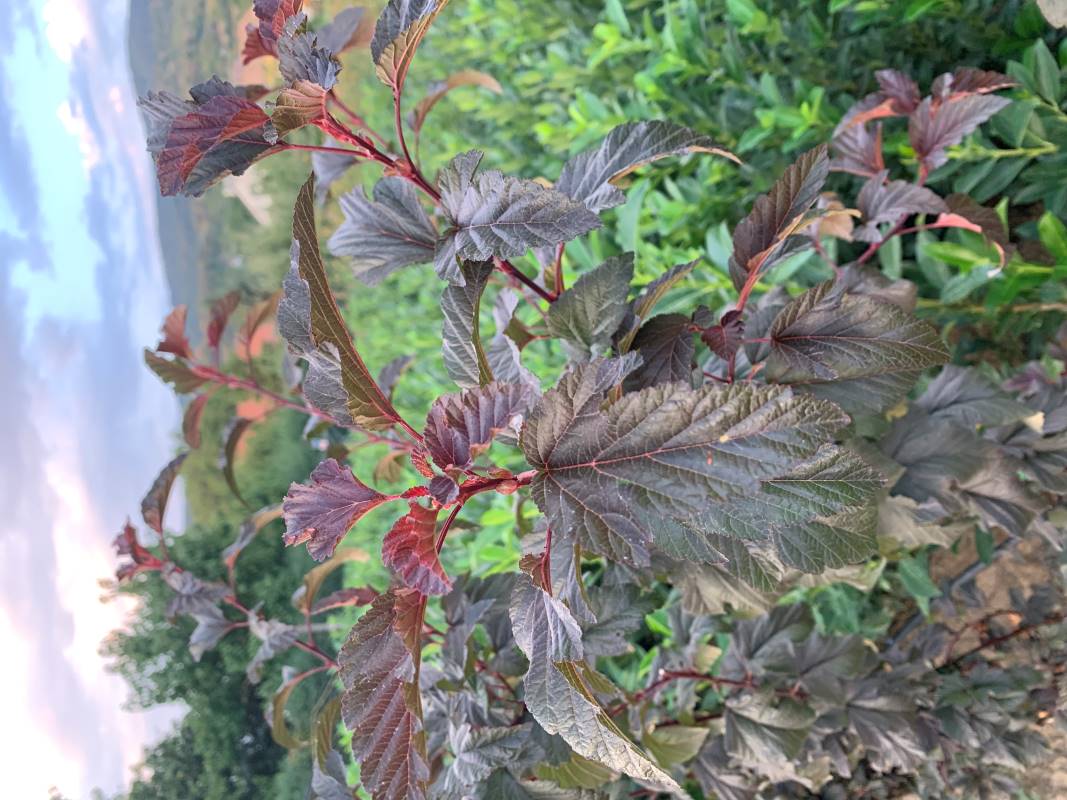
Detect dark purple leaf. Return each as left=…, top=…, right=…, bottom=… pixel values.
left=243, top=0, right=304, bottom=63
left=931, top=68, right=1016, bottom=101
left=141, top=453, right=188, bottom=534
left=428, top=474, right=460, bottom=505
left=424, top=382, right=537, bottom=470
left=280, top=176, right=404, bottom=429
left=909, top=94, right=1012, bottom=171
left=182, top=393, right=211, bottom=449
left=157, top=306, right=193, bottom=358
left=729, top=145, right=829, bottom=291
left=441, top=260, right=494, bottom=387
left=830, top=121, right=884, bottom=177
left=311, top=586, right=378, bottom=615
left=207, top=291, right=241, bottom=349
left=435, top=151, right=602, bottom=285
left=327, top=178, right=436, bottom=285
left=382, top=502, right=451, bottom=595
left=220, top=417, right=255, bottom=508
left=854, top=170, right=947, bottom=241
left=555, top=121, right=737, bottom=213
left=547, top=254, right=634, bottom=359
left=283, top=458, right=389, bottom=561
left=339, top=588, right=430, bottom=800
left=701, top=309, right=745, bottom=362
left=765, top=281, right=949, bottom=415
left=624, top=313, right=695, bottom=390
left=874, top=69, right=921, bottom=113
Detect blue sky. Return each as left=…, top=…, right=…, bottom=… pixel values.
left=0, top=1, right=184, bottom=796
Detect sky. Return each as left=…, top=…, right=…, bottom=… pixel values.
left=0, top=0, right=186, bottom=796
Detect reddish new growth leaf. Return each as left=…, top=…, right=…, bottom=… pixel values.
left=283, top=458, right=389, bottom=561
left=141, top=453, right=188, bottom=534
left=382, top=503, right=451, bottom=595
left=207, top=291, right=241, bottom=349
left=702, top=309, right=745, bottom=362
left=243, top=0, right=304, bottom=63
left=113, top=521, right=163, bottom=581
left=157, top=306, right=193, bottom=358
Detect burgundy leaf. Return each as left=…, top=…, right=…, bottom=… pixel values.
left=909, top=94, right=1012, bottom=172
left=729, top=145, right=829, bottom=291
left=428, top=474, right=460, bottom=506
left=854, top=170, right=947, bottom=241
left=943, top=193, right=1010, bottom=252
left=113, top=520, right=162, bottom=580
left=220, top=417, right=255, bottom=508
left=382, top=503, right=451, bottom=595
left=423, top=382, right=537, bottom=471
left=410, top=449, right=435, bottom=478
left=243, top=0, right=304, bottom=64
left=182, top=393, right=211, bottom=449
left=157, top=306, right=193, bottom=358
left=155, top=92, right=280, bottom=196
left=207, top=291, right=241, bottom=349
left=144, top=350, right=207, bottom=394
left=874, top=69, right=921, bottom=114
left=830, top=122, right=884, bottom=177
left=931, top=68, right=1016, bottom=103
left=625, top=313, right=696, bottom=390
left=283, top=458, right=389, bottom=561
left=189, top=76, right=271, bottom=103
left=311, top=586, right=378, bottom=615
left=339, top=588, right=430, bottom=800
left=702, top=309, right=745, bottom=362
left=834, top=93, right=900, bottom=135
left=141, top=453, right=188, bottom=534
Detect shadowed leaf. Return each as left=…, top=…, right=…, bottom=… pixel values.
left=371, top=0, right=451, bottom=92
left=220, top=417, right=255, bottom=507
left=424, top=382, right=537, bottom=470
left=854, top=170, right=947, bottom=241
left=158, top=306, right=193, bottom=358
left=441, top=260, right=494, bottom=387
left=182, top=393, right=211, bottom=448
left=328, top=178, right=436, bottom=285
left=243, top=0, right=304, bottom=63
left=142, top=453, right=188, bottom=533
left=546, top=254, right=634, bottom=360
left=909, top=95, right=1012, bottom=171
left=411, top=70, right=502, bottom=134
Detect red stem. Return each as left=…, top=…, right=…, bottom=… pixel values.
left=328, top=92, right=388, bottom=147
left=435, top=501, right=465, bottom=554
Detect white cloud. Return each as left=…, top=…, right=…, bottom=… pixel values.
left=41, top=0, right=91, bottom=63
left=56, top=99, right=101, bottom=172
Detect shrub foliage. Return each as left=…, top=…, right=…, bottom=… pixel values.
left=120, top=2, right=1067, bottom=798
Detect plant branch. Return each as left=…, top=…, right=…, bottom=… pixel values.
left=328, top=91, right=388, bottom=147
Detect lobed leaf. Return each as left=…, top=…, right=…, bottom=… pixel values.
left=764, top=281, right=949, bottom=415
left=729, top=145, right=829, bottom=291
left=830, top=121, right=884, bottom=177
left=139, top=83, right=280, bottom=197
left=523, top=358, right=854, bottom=565
left=283, top=458, right=389, bottom=561
left=435, top=151, right=602, bottom=285
left=242, top=0, right=304, bottom=63
left=555, top=120, right=737, bottom=213
left=625, top=313, right=695, bottom=389
left=382, top=502, right=450, bottom=595
left=854, top=170, right=947, bottom=242
left=281, top=176, right=404, bottom=429
left=157, top=305, right=193, bottom=358
left=328, top=178, right=437, bottom=285
left=339, top=588, right=430, bottom=800
left=424, top=382, right=537, bottom=471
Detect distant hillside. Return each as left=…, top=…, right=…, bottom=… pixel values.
left=125, top=0, right=249, bottom=334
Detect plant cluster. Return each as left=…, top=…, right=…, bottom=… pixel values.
left=118, top=2, right=1067, bottom=798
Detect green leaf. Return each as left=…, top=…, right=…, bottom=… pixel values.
left=764, top=281, right=949, bottom=415
left=546, top=254, right=634, bottom=359
left=1031, top=39, right=1062, bottom=104
left=729, top=145, right=829, bottom=291
left=339, top=588, right=429, bottom=800
left=1038, top=211, right=1067, bottom=263
left=523, top=357, right=854, bottom=566
left=441, top=260, right=495, bottom=388
left=555, top=120, right=737, bottom=213
left=328, top=178, right=437, bottom=286
left=509, top=575, right=684, bottom=794
left=371, top=0, right=451, bottom=92
left=436, top=151, right=602, bottom=284
left=896, top=551, right=941, bottom=615
left=644, top=725, right=709, bottom=768
left=281, top=175, right=403, bottom=430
